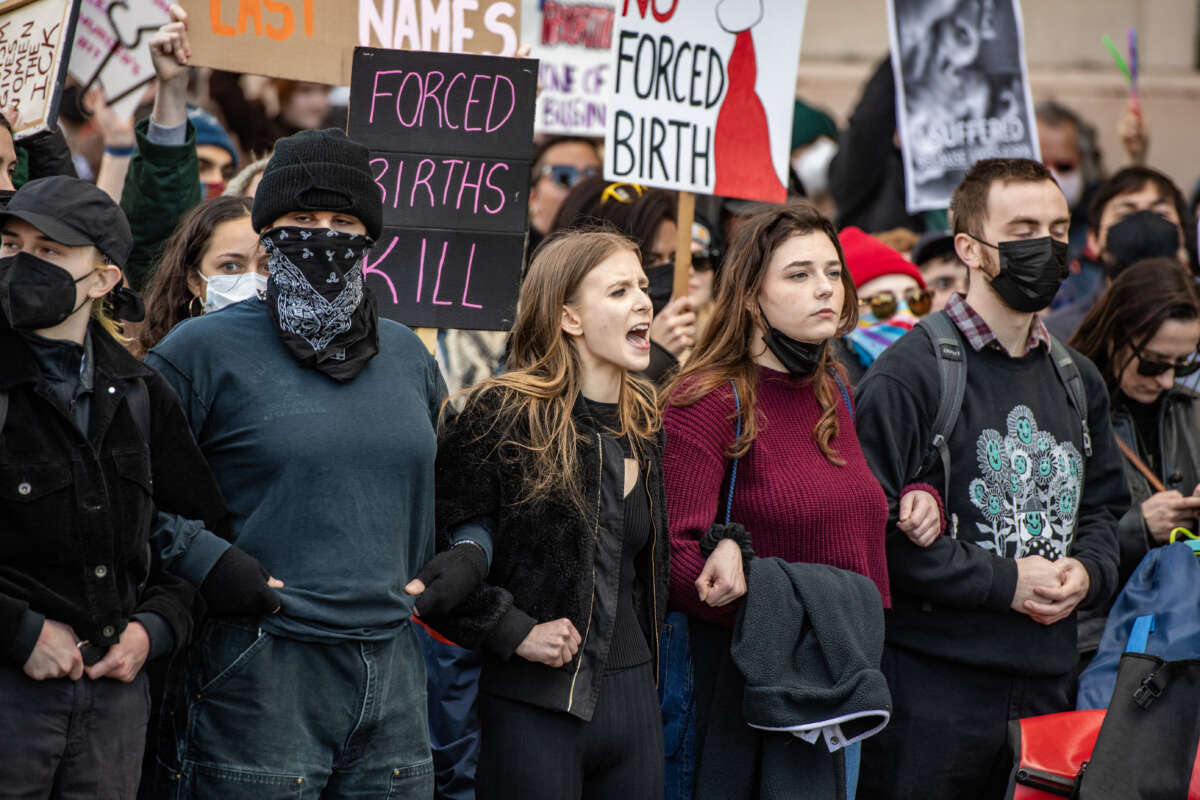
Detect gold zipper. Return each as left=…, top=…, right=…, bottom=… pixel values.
left=567, top=432, right=603, bottom=712
left=645, top=457, right=660, bottom=686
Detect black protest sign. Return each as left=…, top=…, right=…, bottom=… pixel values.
left=348, top=46, right=537, bottom=331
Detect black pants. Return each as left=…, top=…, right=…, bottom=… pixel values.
left=858, top=646, right=1071, bottom=800
left=0, top=664, right=150, bottom=800
left=477, top=662, right=664, bottom=800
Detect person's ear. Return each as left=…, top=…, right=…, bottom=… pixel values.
left=88, top=263, right=123, bottom=299
left=954, top=232, right=985, bottom=271
left=1085, top=228, right=1101, bottom=259
left=560, top=304, right=583, bottom=337
left=186, top=270, right=204, bottom=301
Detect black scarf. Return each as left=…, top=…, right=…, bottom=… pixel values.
left=262, top=226, right=379, bottom=383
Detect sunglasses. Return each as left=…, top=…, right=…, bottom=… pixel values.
left=536, top=164, right=599, bottom=190
left=1130, top=339, right=1200, bottom=378
left=858, top=288, right=933, bottom=319
left=691, top=248, right=721, bottom=273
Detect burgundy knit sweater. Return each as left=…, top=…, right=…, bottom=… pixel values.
left=664, top=367, right=892, bottom=625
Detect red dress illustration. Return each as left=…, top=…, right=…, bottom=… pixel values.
left=713, top=29, right=787, bottom=203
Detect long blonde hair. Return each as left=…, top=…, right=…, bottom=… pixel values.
left=448, top=230, right=660, bottom=512
left=665, top=201, right=857, bottom=465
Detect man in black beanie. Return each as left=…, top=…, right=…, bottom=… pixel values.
left=147, top=128, right=446, bottom=798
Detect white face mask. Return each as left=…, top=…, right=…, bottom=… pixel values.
left=202, top=272, right=268, bottom=313
left=791, top=136, right=838, bottom=197
left=1049, top=167, right=1084, bottom=209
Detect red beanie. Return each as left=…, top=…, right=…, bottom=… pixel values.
left=838, top=226, right=926, bottom=290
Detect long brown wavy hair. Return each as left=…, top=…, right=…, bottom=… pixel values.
left=449, top=229, right=660, bottom=512
left=665, top=200, right=857, bottom=464
left=133, top=196, right=254, bottom=357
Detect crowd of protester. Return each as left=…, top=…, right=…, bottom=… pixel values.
left=3, top=4, right=1199, bottom=800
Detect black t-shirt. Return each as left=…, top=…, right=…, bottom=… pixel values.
left=1121, top=395, right=1163, bottom=477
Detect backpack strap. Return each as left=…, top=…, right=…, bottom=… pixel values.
left=1048, top=335, right=1092, bottom=457
left=125, top=378, right=152, bottom=445
left=833, top=371, right=854, bottom=424
left=917, top=312, right=967, bottom=501
left=724, top=380, right=741, bottom=525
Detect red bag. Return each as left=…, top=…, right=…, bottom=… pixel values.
left=1006, top=709, right=1104, bottom=798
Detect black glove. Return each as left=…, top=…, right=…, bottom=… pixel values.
left=411, top=544, right=488, bottom=618
left=200, top=547, right=281, bottom=617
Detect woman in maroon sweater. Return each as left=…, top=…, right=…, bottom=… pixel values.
left=662, top=200, right=943, bottom=625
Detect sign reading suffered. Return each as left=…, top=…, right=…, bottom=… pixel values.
left=521, top=0, right=614, bottom=136
left=0, top=0, right=80, bottom=139
left=180, top=0, right=519, bottom=86
left=603, top=0, right=807, bottom=203
left=69, top=0, right=172, bottom=120
left=347, top=46, right=537, bottom=331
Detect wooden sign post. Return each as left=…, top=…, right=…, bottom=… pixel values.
left=673, top=191, right=694, bottom=300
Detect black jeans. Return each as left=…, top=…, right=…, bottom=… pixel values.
left=858, top=646, right=1072, bottom=800
left=0, top=664, right=150, bottom=800
left=477, top=662, right=664, bottom=800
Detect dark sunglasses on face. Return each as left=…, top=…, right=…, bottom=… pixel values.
left=536, top=164, right=599, bottom=190
left=690, top=248, right=721, bottom=273
left=858, top=288, right=933, bottom=319
left=1131, top=339, right=1200, bottom=378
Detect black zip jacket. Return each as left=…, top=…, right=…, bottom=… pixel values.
left=0, top=319, right=228, bottom=664
left=428, top=388, right=670, bottom=721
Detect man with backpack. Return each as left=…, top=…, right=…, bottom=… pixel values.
left=853, top=158, right=1126, bottom=800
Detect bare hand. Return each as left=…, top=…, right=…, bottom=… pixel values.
left=1141, top=490, right=1200, bottom=543
left=695, top=538, right=746, bottom=607
left=515, top=618, right=581, bottom=668
left=1027, top=558, right=1091, bottom=626
left=1118, top=102, right=1149, bottom=165
left=85, top=622, right=150, bottom=682
left=149, top=5, right=190, bottom=86
left=23, top=619, right=84, bottom=681
left=1010, top=555, right=1061, bottom=617
left=897, top=490, right=941, bottom=547
left=650, top=296, right=697, bottom=358
left=83, top=87, right=135, bottom=149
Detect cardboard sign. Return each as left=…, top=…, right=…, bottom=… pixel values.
left=181, top=0, right=520, bottom=87
left=0, top=0, right=80, bottom=138
left=69, top=0, right=172, bottom=120
left=347, top=46, right=537, bottom=330
left=887, top=0, right=1040, bottom=213
left=603, top=0, right=806, bottom=204
left=521, top=0, right=613, bottom=136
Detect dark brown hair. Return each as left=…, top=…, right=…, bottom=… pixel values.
left=665, top=200, right=857, bottom=464
left=1085, top=165, right=1188, bottom=235
left=1069, top=257, right=1200, bottom=395
left=950, top=158, right=1056, bottom=239
left=549, top=176, right=676, bottom=266
left=135, top=196, right=253, bottom=357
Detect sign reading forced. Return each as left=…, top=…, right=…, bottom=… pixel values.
left=181, top=0, right=520, bottom=86
left=0, top=0, right=80, bottom=138
left=347, top=46, right=537, bottom=331
left=603, top=0, right=807, bottom=204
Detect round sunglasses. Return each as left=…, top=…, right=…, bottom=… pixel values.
left=1130, top=339, right=1200, bottom=378
left=858, top=288, right=933, bottom=319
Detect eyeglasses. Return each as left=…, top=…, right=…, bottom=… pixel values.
left=535, top=164, right=599, bottom=190
left=1130, top=339, right=1200, bottom=378
left=600, top=182, right=646, bottom=204
left=858, top=288, right=933, bottom=319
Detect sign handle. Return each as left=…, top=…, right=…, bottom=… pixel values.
left=673, top=191, right=695, bottom=300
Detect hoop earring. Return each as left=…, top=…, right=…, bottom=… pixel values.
left=189, top=295, right=202, bottom=316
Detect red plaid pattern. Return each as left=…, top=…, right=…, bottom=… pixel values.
left=942, top=293, right=1051, bottom=357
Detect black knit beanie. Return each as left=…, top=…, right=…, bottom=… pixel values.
left=252, top=128, right=382, bottom=240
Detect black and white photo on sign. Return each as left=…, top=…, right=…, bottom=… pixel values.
left=887, top=0, right=1040, bottom=213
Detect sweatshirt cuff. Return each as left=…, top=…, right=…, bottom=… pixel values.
left=147, top=119, right=188, bottom=146
left=1073, top=555, right=1107, bottom=610
left=983, top=557, right=1019, bottom=612
left=172, top=532, right=233, bottom=588
left=7, top=608, right=44, bottom=665
left=901, top=483, right=946, bottom=535
left=132, top=612, right=175, bottom=661
left=485, top=605, right=537, bottom=660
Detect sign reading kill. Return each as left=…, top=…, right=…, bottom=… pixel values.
left=888, top=0, right=1040, bottom=212
left=0, top=0, right=81, bottom=138
left=347, top=46, right=537, bottom=331
left=604, top=0, right=807, bottom=204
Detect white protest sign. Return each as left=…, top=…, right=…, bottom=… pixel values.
left=0, top=0, right=80, bottom=138
left=69, top=0, right=171, bottom=120
left=603, top=0, right=806, bottom=204
left=888, top=0, right=1040, bottom=213
left=521, top=0, right=613, bottom=136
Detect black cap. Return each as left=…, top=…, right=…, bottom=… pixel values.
left=0, top=176, right=133, bottom=264
left=912, top=229, right=957, bottom=267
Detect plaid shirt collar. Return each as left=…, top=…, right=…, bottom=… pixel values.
left=942, top=293, right=1051, bottom=357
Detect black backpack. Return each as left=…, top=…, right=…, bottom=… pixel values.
left=915, top=311, right=1092, bottom=504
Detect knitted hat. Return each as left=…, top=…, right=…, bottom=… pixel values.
left=251, top=129, right=382, bottom=239
left=791, top=100, right=838, bottom=151
left=187, top=106, right=238, bottom=169
left=838, top=226, right=926, bottom=289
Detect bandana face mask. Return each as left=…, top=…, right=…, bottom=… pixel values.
left=847, top=303, right=919, bottom=368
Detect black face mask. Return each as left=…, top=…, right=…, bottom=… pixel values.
left=645, top=262, right=674, bottom=315
left=971, top=235, right=1069, bottom=313
left=1103, top=210, right=1180, bottom=278
left=0, top=189, right=16, bottom=211
left=0, top=252, right=92, bottom=330
left=760, top=308, right=826, bottom=378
